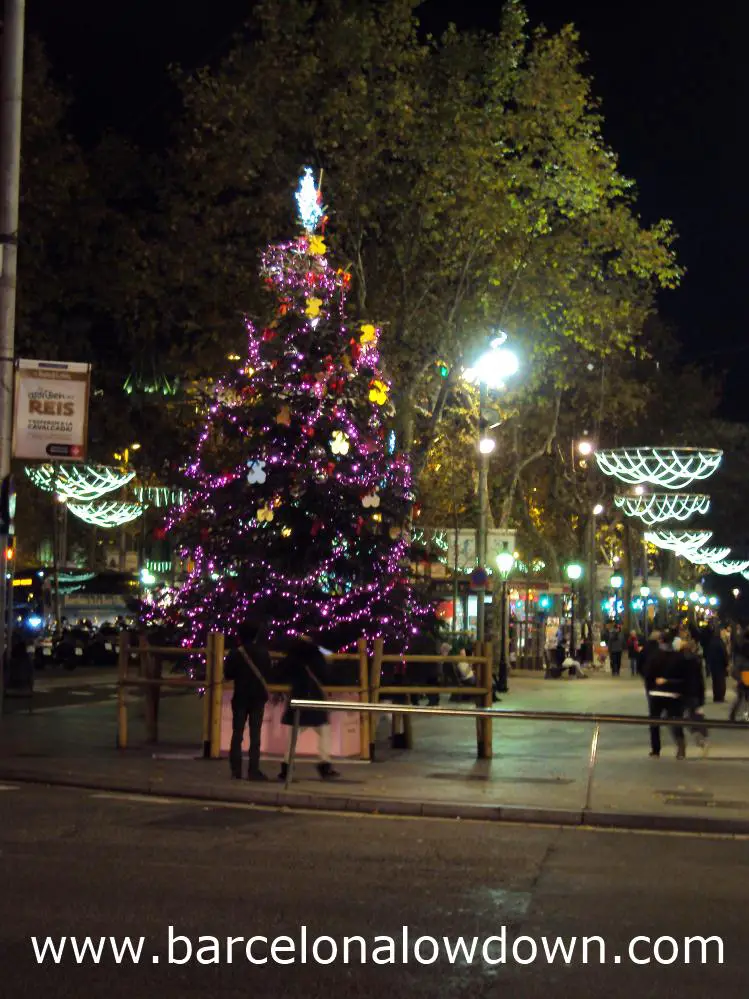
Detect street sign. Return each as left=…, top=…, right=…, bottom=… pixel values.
left=13, top=359, right=91, bottom=462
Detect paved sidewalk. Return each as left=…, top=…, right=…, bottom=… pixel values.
left=1, top=672, right=749, bottom=832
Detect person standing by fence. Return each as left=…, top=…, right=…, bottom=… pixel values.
left=224, top=621, right=271, bottom=782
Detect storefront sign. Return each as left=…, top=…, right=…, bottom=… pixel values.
left=13, top=359, right=91, bottom=461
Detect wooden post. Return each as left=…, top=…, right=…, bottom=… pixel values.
left=140, top=632, right=159, bottom=743
left=479, top=641, right=494, bottom=759
left=369, top=638, right=384, bottom=760
left=202, top=633, right=214, bottom=759
left=209, top=631, right=225, bottom=759
left=357, top=637, right=370, bottom=760
left=116, top=629, right=129, bottom=749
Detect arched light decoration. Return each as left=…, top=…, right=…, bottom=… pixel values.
left=67, top=501, right=144, bottom=528
left=704, top=560, right=749, bottom=576
left=25, top=463, right=135, bottom=502
left=134, top=486, right=185, bottom=508
left=596, top=448, right=722, bottom=490
left=644, top=530, right=713, bottom=554
left=614, top=493, right=710, bottom=526
left=681, top=546, right=732, bottom=565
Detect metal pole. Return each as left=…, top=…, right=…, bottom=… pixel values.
left=285, top=708, right=301, bottom=789
left=587, top=513, right=596, bottom=641
left=584, top=721, right=601, bottom=812
left=0, top=0, right=26, bottom=714
left=570, top=582, right=576, bottom=658
left=476, top=381, right=488, bottom=642
left=498, top=576, right=508, bottom=692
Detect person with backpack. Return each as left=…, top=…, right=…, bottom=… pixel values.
left=224, top=620, right=272, bottom=781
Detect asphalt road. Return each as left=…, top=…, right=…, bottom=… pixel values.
left=0, top=784, right=744, bottom=998
left=3, top=667, right=121, bottom=713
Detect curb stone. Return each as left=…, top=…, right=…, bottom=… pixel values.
left=3, top=766, right=749, bottom=835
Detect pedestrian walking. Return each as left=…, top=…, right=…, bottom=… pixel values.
left=278, top=635, right=340, bottom=782
left=224, top=621, right=272, bottom=781
left=705, top=624, right=729, bottom=703
left=626, top=629, right=642, bottom=676
left=729, top=627, right=749, bottom=721
left=679, top=634, right=709, bottom=753
left=608, top=624, right=624, bottom=676
left=643, top=631, right=687, bottom=759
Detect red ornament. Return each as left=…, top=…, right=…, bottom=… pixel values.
left=153, top=526, right=167, bottom=541
left=311, top=518, right=322, bottom=537
left=356, top=516, right=364, bottom=535
left=303, top=425, right=315, bottom=437
left=262, top=328, right=277, bottom=341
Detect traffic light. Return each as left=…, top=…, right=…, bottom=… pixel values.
left=0, top=475, right=15, bottom=535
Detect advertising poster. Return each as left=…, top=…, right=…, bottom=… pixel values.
left=13, top=359, right=91, bottom=461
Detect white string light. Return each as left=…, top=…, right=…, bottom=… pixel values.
left=67, top=501, right=144, bottom=528
left=615, top=493, right=710, bottom=525
left=596, top=448, right=722, bottom=489
left=644, top=530, right=713, bottom=554
left=26, top=463, right=135, bottom=501
left=681, top=546, right=732, bottom=565
left=704, top=560, right=749, bottom=576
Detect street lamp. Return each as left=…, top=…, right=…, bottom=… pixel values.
left=496, top=547, right=515, bottom=693
left=463, top=335, right=519, bottom=642
left=593, top=503, right=604, bottom=516
left=566, top=563, right=583, bottom=658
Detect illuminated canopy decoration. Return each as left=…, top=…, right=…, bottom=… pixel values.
left=644, top=530, right=713, bottom=554
left=134, top=486, right=185, bottom=508
left=295, top=166, right=325, bottom=232
left=703, top=559, right=749, bottom=576
left=596, top=448, right=722, bottom=489
left=615, top=493, right=710, bottom=525
left=67, top=501, right=145, bottom=528
left=681, top=546, right=732, bottom=565
left=25, top=463, right=135, bottom=502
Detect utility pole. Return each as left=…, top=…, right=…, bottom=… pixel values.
left=0, top=0, right=26, bottom=714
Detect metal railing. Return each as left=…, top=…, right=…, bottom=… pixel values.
left=285, top=699, right=749, bottom=808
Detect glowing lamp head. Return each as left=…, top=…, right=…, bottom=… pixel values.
left=479, top=437, right=496, bottom=455
left=463, top=339, right=519, bottom=390
left=497, top=550, right=515, bottom=576
left=733, top=588, right=741, bottom=598
left=677, top=590, right=685, bottom=599
left=593, top=503, right=604, bottom=516
left=640, top=585, right=651, bottom=597
left=610, top=575, right=623, bottom=589
left=140, top=568, right=156, bottom=587
left=709, top=596, right=719, bottom=607
left=689, top=591, right=700, bottom=602
left=660, top=587, right=675, bottom=600
left=577, top=440, right=594, bottom=457
left=566, top=563, right=583, bottom=582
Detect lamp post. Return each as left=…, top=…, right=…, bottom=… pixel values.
left=496, top=547, right=515, bottom=692
left=566, top=563, right=583, bottom=657
left=463, top=335, right=519, bottom=642
left=660, top=586, right=674, bottom=626
left=610, top=574, right=624, bottom=623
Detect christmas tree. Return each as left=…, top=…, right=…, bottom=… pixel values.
left=165, top=169, right=418, bottom=650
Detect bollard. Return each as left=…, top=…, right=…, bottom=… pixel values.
left=357, top=637, right=370, bottom=760
left=369, top=638, right=384, bottom=760
left=202, top=633, right=214, bottom=759
left=140, top=632, right=160, bottom=744
left=209, top=631, right=225, bottom=759
left=480, top=642, right=494, bottom=759
left=116, top=630, right=129, bottom=749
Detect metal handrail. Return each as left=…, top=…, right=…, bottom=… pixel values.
left=284, top=698, right=749, bottom=809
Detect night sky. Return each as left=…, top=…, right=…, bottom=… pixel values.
left=27, top=1, right=749, bottom=418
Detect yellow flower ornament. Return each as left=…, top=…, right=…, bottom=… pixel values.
left=330, top=431, right=350, bottom=456
left=359, top=324, right=377, bottom=345
left=257, top=505, right=274, bottom=523
left=307, top=234, right=327, bottom=255
left=368, top=379, right=389, bottom=405
left=305, top=297, right=323, bottom=319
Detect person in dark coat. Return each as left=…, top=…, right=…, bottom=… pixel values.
left=607, top=624, right=624, bottom=676
left=279, top=635, right=340, bottom=782
left=644, top=632, right=687, bottom=758
left=705, top=625, right=728, bottom=703
left=679, top=635, right=708, bottom=751
left=224, top=621, right=271, bottom=781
